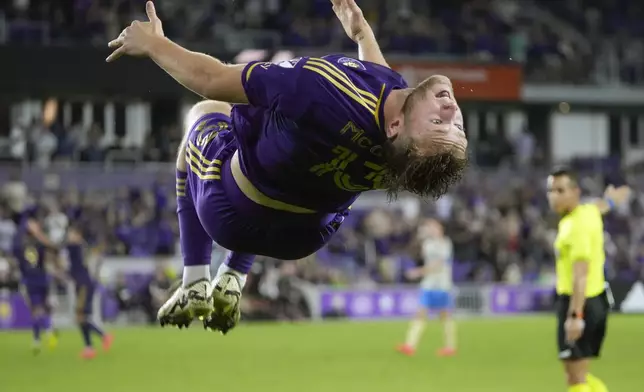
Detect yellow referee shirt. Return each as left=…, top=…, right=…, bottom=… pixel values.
left=554, top=203, right=606, bottom=297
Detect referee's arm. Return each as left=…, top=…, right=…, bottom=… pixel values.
left=570, top=260, right=589, bottom=317
left=567, top=221, right=592, bottom=317
left=593, top=185, right=631, bottom=215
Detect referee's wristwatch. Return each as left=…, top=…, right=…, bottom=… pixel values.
left=569, top=311, right=584, bottom=319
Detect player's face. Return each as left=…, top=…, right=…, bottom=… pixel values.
left=547, top=175, right=580, bottom=214
left=419, top=219, right=443, bottom=238
left=382, top=76, right=468, bottom=199
left=427, top=220, right=444, bottom=237
left=405, top=80, right=467, bottom=159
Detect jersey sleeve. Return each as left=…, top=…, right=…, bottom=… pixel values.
left=567, top=205, right=600, bottom=262
left=241, top=58, right=311, bottom=119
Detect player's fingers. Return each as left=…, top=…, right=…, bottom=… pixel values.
left=105, top=46, right=126, bottom=63
left=146, top=1, right=160, bottom=23
left=108, top=38, right=123, bottom=48
left=108, top=27, right=127, bottom=48
left=347, top=0, right=361, bottom=12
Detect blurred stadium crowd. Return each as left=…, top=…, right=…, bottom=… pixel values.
left=1, top=0, right=642, bottom=84
left=1, top=157, right=643, bottom=287
left=1, top=0, right=643, bottom=322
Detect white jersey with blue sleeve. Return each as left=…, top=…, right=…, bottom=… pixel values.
left=419, top=238, right=453, bottom=291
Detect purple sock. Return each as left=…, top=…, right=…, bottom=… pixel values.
left=177, top=170, right=213, bottom=267
left=225, top=252, right=255, bottom=275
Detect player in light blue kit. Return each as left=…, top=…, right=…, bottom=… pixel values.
left=397, top=219, right=457, bottom=356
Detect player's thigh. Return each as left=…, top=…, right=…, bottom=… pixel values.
left=556, top=295, right=605, bottom=361
left=75, top=284, right=94, bottom=315
left=582, top=295, right=609, bottom=357
left=418, top=290, right=446, bottom=311
left=418, top=290, right=432, bottom=309
left=249, top=210, right=349, bottom=260
left=22, top=285, right=44, bottom=308
left=429, top=290, right=451, bottom=311
left=177, top=100, right=233, bottom=168
left=555, top=296, right=574, bottom=359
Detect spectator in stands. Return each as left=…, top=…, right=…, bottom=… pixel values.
left=5, top=0, right=643, bottom=84
left=79, top=124, right=108, bottom=162
left=275, top=261, right=310, bottom=321
left=0, top=252, right=20, bottom=293
left=143, top=266, right=172, bottom=324
left=112, top=272, right=135, bottom=318
left=0, top=203, right=16, bottom=254
left=9, top=120, right=29, bottom=161
left=30, top=118, right=58, bottom=167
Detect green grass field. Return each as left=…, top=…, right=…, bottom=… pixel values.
left=1, top=315, right=642, bottom=392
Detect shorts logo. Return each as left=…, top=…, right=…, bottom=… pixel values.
left=277, top=58, right=302, bottom=68
left=338, top=57, right=366, bottom=70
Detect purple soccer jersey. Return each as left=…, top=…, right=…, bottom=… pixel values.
left=12, top=212, right=48, bottom=288
left=12, top=213, right=49, bottom=308
left=67, top=243, right=92, bottom=285
left=67, top=242, right=96, bottom=314
left=179, top=55, right=408, bottom=266
left=231, top=55, right=408, bottom=213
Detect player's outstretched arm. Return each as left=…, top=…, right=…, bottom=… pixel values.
left=331, top=0, right=389, bottom=68
left=26, top=219, right=57, bottom=250
left=146, top=38, right=247, bottom=103
left=594, top=185, right=631, bottom=214
left=106, top=2, right=248, bottom=103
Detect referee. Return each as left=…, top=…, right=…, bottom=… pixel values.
left=547, top=167, right=630, bottom=392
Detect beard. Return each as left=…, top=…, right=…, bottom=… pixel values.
left=381, top=135, right=468, bottom=200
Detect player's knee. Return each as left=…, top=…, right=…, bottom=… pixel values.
left=184, top=100, right=232, bottom=132
left=566, top=372, right=586, bottom=386
left=564, top=361, right=587, bottom=385
left=178, top=100, right=232, bottom=171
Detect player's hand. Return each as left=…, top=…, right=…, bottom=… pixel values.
left=106, top=1, right=164, bottom=62
left=405, top=268, right=423, bottom=280
left=604, top=185, right=631, bottom=206
left=331, top=0, right=372, bottom=43
left=564, top=317, right=585, bottom=344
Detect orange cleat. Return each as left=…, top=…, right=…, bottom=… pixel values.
left=396, top=344, right=416, bottom=356
left=436, top=347, right=457, bottom=357
left=102, top=334, right=114, bottom=352
left=80, top=347, right=96, bottom=360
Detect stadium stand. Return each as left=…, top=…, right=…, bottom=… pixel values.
left=1, top=0, right=642, bottom=84
left=1, top=0, right=643, bottom=325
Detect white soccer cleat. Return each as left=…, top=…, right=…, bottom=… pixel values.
left=202, top=273, right=242, bottom=334
left=157, top=278, right=213, bottom=329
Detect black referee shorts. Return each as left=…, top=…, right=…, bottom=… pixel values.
left=556, top=291, right=610, bottom=361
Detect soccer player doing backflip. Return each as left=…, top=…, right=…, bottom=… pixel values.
left=106, top=0, right=468, bottom=334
